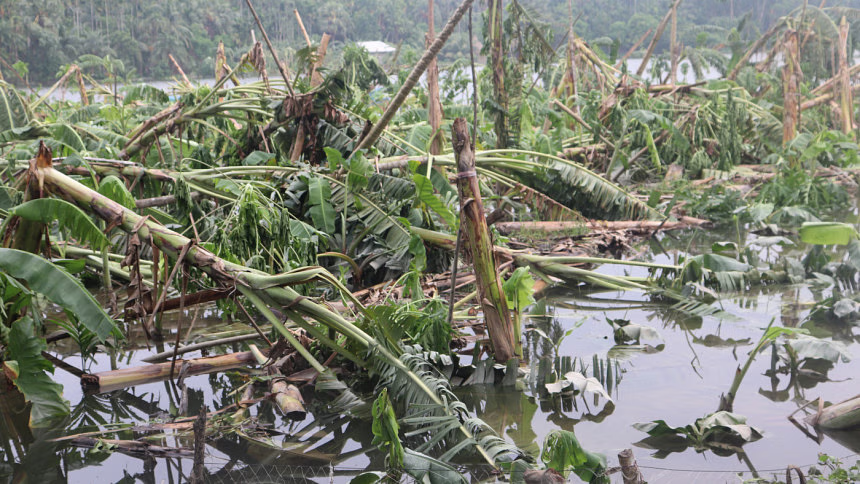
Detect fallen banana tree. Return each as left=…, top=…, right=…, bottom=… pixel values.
left=26, top=142, right=521, bottom=468
left=81, top=350, right=262, bottom=393
left=493, top=217, right=712, bottom=236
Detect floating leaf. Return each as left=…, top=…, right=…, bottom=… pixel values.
left=787, top=336, right=851, bottom=363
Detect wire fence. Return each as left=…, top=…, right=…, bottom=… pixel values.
left=198, top=453, right=859, bottom=483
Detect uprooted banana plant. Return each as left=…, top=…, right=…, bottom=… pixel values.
left=18, top=141, right=531, bottom=468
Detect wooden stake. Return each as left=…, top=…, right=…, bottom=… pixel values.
left=783, top=30, right=801, bottom=147
left=837, top=16, right=854, bottom=136
left=451, top=118, right=516, bottom=363
left=618, top=448, right=644, bottom=484
left=191, top=408, right=207, bottom=483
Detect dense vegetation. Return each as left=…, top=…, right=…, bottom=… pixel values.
left=4, top=0, right=860, bottom=85
left=1, top=0, right=859, bottom=482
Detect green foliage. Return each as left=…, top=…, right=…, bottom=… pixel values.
left=306, top=177, right=337, bottom=235
left=371, top=388, right=404, bottom=469
left=757, top=166, right=848, bottom=212
left=3, top=317, right=70, bottom=427
left=800, top=222, right=859, bottom=246
left=10, top=198, right=109, bottom=248
left=0, top=83, right=30, bottom=132
left=503, top=267, right=536, bottom=312
left=96, top=175, right=137, bottom=210
left=807, top=454, right=860, bottom=483
left=412, top=173, right=456, bottom=227
left=0, top=249, right=118, bottom=341
left=364, top=300, right=452, bottom=355
left=540, top=430, right=607, bottom=483
left=717, top=89, right=745, bottom=171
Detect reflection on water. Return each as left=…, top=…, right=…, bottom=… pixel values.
left=1, top=224, right=859, bottom=482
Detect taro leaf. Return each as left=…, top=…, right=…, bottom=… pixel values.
left=636, top=411, right=762, bottom=443
left=503, top=267, right=536, bottom=311
left=711, top=241, right=738, bottom=253
left=747, top=203, right=774, bottom=223
left=787, top=336, right=851, bottom=363
left=633, top=419, right=686, bottom=437
left=540, top=429, right=606, bottom=482
left=306, top=177, right=336, bottom=234
left=800, top=222, right=859, bottom=246
left=242, top=151, right=276, bottom=166
left=832, top=298, right=859, bottom=319
left=10, top=198, right=108, bottom=248
left=97, top=175, right=136, bottom=210
left=563, top=372, right=612, bottom=401
left=51, top=124, right=86, bottom=153
left=413, top=173, right=456, bottom=227
left=0, top=249, right=118, bottom=342
left=634, top=411, right=762, bottom=456
left=3, top=317, right=70, bottom=427
left=544, top=380, right=568, bottom=394
left=697, top=411, right=763, bottom=443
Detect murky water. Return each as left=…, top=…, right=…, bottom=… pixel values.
left=2, top=222, right=859, bottom=483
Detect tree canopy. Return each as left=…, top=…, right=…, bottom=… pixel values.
left=2, top=0, right=857, bottom=85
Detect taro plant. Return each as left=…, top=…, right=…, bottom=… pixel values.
left=634, top=411, right=763, bottom=458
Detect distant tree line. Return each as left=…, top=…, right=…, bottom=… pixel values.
left=1, top=0, right=858, bottom=85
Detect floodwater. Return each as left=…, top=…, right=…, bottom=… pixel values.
left=3, top=226, right=859, bottom=483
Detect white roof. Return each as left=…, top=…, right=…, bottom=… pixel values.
left=356, top=41, right=396, bottom=54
